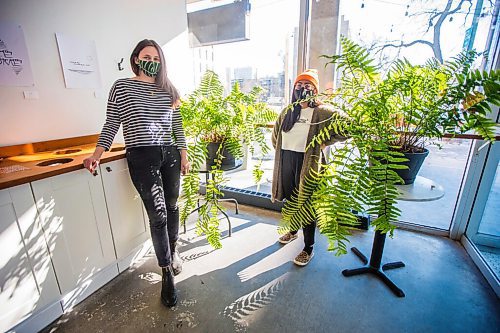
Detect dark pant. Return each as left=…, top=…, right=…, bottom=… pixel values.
left=126, top=145, right=181, bottom=267
left=281, top=149, right=316, bottom=248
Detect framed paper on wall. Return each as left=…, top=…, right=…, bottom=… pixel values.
left=0, top=22, right=35, bottom=87
left=55, top=32, right=102, bottom=89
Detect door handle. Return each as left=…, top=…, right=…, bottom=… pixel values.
left=106, top=167, right=112, bottom=172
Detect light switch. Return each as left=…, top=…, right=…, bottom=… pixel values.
left=23, top=90, right=39, bottom=100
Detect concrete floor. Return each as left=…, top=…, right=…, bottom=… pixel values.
left=41, top=205, right=499, bottom=333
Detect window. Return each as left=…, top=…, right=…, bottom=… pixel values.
left=339, top=0, right=495, bottom=230
left=186, top=0, right=301, bottom=196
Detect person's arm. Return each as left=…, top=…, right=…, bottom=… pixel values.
left=96, top=86, right=121, bottom=151
left=83, top=83, right=121, bottom=174
left=172, top=103, right=190, bottom=175
left=179, top=148, right=189, bottom=175
left=172, top=106, right=187, bottom=150
left=83, top=146, right=105, bottom=174
left=318, top=108, right=349, bottom=147
left=271, top=111, right=284, bottom=149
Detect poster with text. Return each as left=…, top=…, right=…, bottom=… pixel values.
left=0, top=22, right=35, bottom=86
left=55, top=32, right=102, bottom=89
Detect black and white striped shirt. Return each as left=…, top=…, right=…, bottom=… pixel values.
left=97, top=78, right=187, bottom=151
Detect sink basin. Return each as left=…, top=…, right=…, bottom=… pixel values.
left=55, top=149, right=82, bottom=155
left=110, top=146, right=125, bottom=152
left=37, top=158, right=74, bottom=167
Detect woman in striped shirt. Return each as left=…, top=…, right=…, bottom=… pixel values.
left=83, top=39, right=189, bottom=308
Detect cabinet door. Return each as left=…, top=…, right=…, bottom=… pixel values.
left=31, top=169, right=116, bottom=295
left=100, top=159, right=149, bottom=262
left=0, top=184, right=61, bottom=332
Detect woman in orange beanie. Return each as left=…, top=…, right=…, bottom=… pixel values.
left=271, top=69, right=346, bottom=266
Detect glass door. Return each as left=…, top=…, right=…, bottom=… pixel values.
left=465, top=142, right=500, bottom=283
left=455, top=0, right=499, bottom=296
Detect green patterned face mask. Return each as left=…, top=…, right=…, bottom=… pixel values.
left=138, top=59, right=160, bottom=77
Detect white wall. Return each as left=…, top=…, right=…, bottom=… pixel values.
left=0, top=0, right=190, bottom=146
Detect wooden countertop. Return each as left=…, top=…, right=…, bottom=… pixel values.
left=0, top=135, right=126, bottom=190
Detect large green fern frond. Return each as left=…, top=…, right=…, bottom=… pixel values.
left=180, top=140, right=207, bottom=225
left=199, top=70, right=224, bottom=98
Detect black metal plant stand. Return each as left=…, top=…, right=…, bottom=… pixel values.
left=342, top=230, right=405, bottom=297
left=183, top=162, right=241, bottom=235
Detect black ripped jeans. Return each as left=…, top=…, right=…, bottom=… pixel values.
left=126, top=145, right=181, bottom=267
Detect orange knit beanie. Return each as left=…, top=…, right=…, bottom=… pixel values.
left=294, top=69, right=319, bottom=91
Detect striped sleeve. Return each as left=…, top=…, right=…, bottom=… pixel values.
left=171, top=107, right=187, bottom=150
left=97, top=83, right=121, bottom=151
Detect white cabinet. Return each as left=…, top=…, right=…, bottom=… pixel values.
left=1, top=157, right=151, bottom=330
left=31, top=169, right=117, bottom=309
left=0, top=184, right=62, bottom=333
left=100, top=159, right=150, bottom=272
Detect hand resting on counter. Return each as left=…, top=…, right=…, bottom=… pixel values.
left=83, top=146, right=105, bottom=174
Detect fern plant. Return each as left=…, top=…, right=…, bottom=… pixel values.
left=280, top=36, right=499, bottom=255
left=179, top=70, right=277, bottom=248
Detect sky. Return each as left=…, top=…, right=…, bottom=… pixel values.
left=340, top=0, right=494, bottom=65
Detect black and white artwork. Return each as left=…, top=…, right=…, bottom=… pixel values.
left=0, top=22, right=34, bottom=86
left=55, top=32, right=102, bottom=89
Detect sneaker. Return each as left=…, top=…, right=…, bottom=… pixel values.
left=171, top=248, right=183, bottom=276
left=293, top=251, right=314, bottom=266
left=278, top=232, right=298, bottom=244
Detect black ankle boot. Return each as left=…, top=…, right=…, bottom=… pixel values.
left=161, top=266, right=178, bottom=307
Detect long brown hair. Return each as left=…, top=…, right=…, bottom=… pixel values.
left=130, top=39, right=180, bottom=103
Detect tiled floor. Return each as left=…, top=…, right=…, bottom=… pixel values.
left=41, top=205, right=499, bottom=333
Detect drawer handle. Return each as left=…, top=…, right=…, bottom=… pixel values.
left=106, top=167, right=112, bottom=172
left=93, top=170, right=98, bottom=176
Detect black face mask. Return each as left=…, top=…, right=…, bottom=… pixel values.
left=294, top=87, right=315, bottom=107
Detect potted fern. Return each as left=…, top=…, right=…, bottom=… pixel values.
left=179, top=70, right=277, bottom=248
left=281, top=37, right=499, bottom=255
left=376, top=52, right=498, bottom=184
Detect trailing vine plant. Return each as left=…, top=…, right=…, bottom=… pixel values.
left=179, top=70, right=277, bottom=248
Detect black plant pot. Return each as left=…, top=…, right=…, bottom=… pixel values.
left=393, top=148, right=429, bottom=185
left=207, top=142, right=236, bottom=167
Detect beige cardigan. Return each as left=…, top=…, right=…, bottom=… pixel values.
left=271, top=104, right=347, bottom=202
